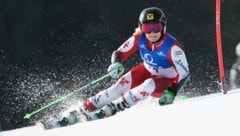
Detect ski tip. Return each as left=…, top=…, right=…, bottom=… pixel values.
left=35, top=121, right=45, bottom=129
left=37, top=120, right=63, bottom=130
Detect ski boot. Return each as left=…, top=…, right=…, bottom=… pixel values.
left=97, top=100, right=130, bottom=118
left=158, top=90, right=176, bottom=106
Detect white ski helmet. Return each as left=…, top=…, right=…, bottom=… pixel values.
left=235, top=42, right=240, bottom=57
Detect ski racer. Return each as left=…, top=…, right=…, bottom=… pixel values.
left=59, top=7, right=190, bottom=127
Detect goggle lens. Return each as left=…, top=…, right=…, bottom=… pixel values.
left=141, top=23, right=163, bottom=34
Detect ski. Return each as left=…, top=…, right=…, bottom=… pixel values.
left=38, top=110, right=102, bottom=130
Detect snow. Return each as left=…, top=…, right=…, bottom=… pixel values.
left=1, top=89, right=240, bottom=136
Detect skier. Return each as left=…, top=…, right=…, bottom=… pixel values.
left=44, top=7, right=190, bottom=129
left=230, top=42, right=240, bottom=89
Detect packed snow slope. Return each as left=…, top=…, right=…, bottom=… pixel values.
left=2, top=89, right=240, bottom=136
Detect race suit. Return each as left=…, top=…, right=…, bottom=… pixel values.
left=87, top=31, right=189, bottom=110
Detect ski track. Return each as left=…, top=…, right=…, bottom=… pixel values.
left=1, top=89, right=240, bottom=136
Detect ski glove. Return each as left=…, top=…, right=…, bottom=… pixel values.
left=107, top=62, right=124, bottom=79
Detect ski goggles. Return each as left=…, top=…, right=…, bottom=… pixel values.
left=141, top=23, right=163, bottom=34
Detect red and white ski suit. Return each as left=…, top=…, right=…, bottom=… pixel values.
left=86, top=31, right=189, bottom=111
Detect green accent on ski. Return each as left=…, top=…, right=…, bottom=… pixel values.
left=181, top=95, right=187, bottom=100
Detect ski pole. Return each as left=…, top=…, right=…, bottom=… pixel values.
left=24, top=72, right=111, bottom=119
